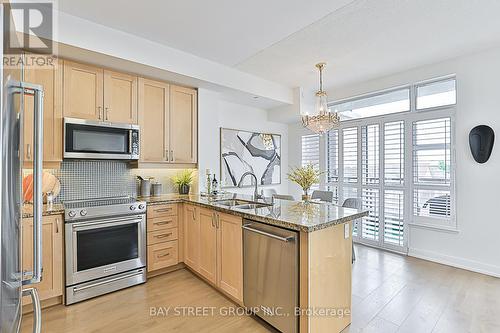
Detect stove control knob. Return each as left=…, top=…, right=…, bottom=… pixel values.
left=68, top=211, right=76, bottom=218
left=138, top=204, right=145, bottom=210
left=80, top=210, right=88, bottom=216
left=130, top=205, right=136, bottom=211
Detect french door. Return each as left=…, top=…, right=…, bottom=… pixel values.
left=327, top=120, right=408, bottom=253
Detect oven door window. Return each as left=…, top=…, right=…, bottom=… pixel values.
left=76, top=223, right=139, bottom=271
left=66, top=123, right=129, bottom=155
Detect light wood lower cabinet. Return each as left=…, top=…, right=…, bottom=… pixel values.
left=183, top=205, right=243, bottom=303
left=146, top=204, right=179, bottom=273
left=198, top=208, right=217, bottom=284
left=217, top=212, right=243, bottom=301
left=22, top=214, right=63, bottom=304
left=183, top=204, right=200, bottom=271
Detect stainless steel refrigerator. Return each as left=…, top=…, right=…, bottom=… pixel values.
left=0, top=49, right=45, bottom=333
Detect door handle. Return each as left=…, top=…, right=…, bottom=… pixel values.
left=97, top=106, right=102, bottom=120
left=17, top=82, right=44, bottom=285
left=170, top=150, right=174, bottom=162
left=242, top=225, right=295, bottom=242
left=105, top=107, right=110, bottom=120
left=26, top=143, right=31, bottom=160
left=73, top=270, right=144, bottom=293
left=22, top=288, right=41, bottom=333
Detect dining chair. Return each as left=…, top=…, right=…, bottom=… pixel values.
left=311, top=190, right=334, bottom=203
left=272, top=194, right=295, bottom=201
left=342, top=198, right=361, bottom=263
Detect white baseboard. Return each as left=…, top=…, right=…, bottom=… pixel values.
left=408, top=248, right=500, bottom=278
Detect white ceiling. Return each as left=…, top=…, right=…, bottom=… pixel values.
left=237, top=0, right=500, bottom=91
left=56, top=0, right=354, bottom=66
left=57, top=0, right=500, bottom=96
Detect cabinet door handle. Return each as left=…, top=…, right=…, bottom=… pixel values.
left=165, top=149, right=169, bottom=161
left=157, top=252, right=171, bottom=258
left=97, top=106, right=102, bottom=120
left=216, top=213, right=220, bottom=229
left=170, top=150, right=174, bottom=162
left=26, top=144, right=32, bottom=160
left=155, top=207, right=172, bottom=213
left=155, top=233, right=172, bottom=239
left=192, top=209, right=196, bottom=221
left=56, top=218, right=60, bottom=233
left=154, top=221, right=171, bottom=226
left=105, top=107, right=110, bottom=120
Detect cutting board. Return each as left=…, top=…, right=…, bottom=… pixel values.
left=22, top=172, right=61, bottom=203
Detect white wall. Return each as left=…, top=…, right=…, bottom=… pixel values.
left=198, top=88, right=289, bottom=196
left=290, top=46, right=500, bottom=277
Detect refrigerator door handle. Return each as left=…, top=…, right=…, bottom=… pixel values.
left=16, top=82, right=44, bottom=286
left=22, top=288, right=41, bottom=333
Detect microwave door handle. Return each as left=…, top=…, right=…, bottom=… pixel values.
left=129, top=130, right=132, bottom=154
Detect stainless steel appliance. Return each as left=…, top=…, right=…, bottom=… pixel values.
left=243, top=220, right=299, bottom=333
left=1, top=78, right=44, bottom=332
left=64, top=117, right=140, bottom=160
left=64, top=196, right=147, bottom=304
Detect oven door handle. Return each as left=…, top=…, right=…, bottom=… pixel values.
left=72, top=270, right=144, bottom=293
left=72, top=216, right=144, bottom=231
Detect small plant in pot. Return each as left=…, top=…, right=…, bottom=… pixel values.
left=287, top=164, right=323, bottom=201
left=172, top=170, right=194, bottom=195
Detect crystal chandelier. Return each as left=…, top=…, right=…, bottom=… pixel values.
left=301, top=63, right=340, bottom=134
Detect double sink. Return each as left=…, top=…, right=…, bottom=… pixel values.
left=214, top=199, right=272, bottom=210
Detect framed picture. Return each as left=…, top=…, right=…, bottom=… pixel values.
left=220, top=128, right=281, bottom=188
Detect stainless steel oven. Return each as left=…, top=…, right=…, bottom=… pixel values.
left=65, top=204, right=146, bottom=304
left=64, top=117, right=140, bottom=160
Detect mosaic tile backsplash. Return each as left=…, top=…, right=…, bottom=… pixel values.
left=51, top=160, right=136, bottom=202
left=40, top=160, right=199, bottom=203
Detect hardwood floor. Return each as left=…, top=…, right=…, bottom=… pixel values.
left=345, top=245, right=500, bottom=333
left=21, top=245, right=500, bottom=333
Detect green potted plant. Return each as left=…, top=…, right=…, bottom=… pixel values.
left=172, top=170, right=194, bottom=195
left=287, top=164, right=322, bottom=201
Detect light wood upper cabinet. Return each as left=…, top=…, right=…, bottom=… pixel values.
left=22, top=215, right=63, bottom=304
left=198, top=208, right=217, bottom=285
left=63, top=61, right=103, bottom=121
left=183, top=204, right=200, bottom=271
left=24, top=55, right=63, bottom=168
left=217, top=212, right=243, bottom=302
left=169, top=85, right=197, bottom=163
left=103, top=70, right=138, bottom=124
left=138, top=78, right=169, bottom=163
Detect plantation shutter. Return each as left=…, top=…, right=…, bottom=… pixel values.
left=384, top=121, right=405, bottom=185
left=412, top=118, right=452, bottom=220
left=301, top=134, right=320, bottom=190
left=343, top=127, right=358, bottom=183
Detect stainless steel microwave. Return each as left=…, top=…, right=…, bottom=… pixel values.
left=64, top=118, right=140, bottom=160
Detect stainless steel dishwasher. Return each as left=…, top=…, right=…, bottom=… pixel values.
left=243, top=219, right=298, bottom=333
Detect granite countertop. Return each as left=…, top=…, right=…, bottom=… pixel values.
left=23, top=203, right=65, bottom=219
left=139, top=193, right=368, bottom=233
